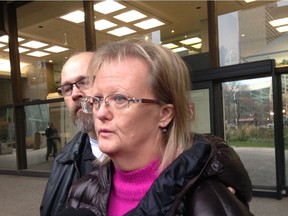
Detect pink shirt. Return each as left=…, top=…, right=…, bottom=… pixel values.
left=108, top=159, right=159, bottom=216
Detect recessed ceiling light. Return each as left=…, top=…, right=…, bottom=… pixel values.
left=0, top=59, right=29, bottom=72
left=22, top=40, right=48, bottom=49
left=4, top=47, right=30, bottom=53
left=0, top=36, right=25, bottom=43
left=0, top=59, right=11, bottom=72
left=191, top=43, right=202, bottom=49
left=94, top=0, right=126, bottom=14
left=94, top=19, right=117, bottom=30
left=172, top=47, right=188, bottom=53
left=276, top=25, right=288, bottom=33
left=60, top=10, right=85, bottom=23
left=107, top=27, right=136, bottom=37
left=180, top=37, right=202, bottom=45
left=269, top=17, right=288, bottom=27
left=44, top=46, right=69, bottom=53
left=277, top=1, right=288, bottom=7
left=114, top=10, right=147, bottom=23
left=0, top=36, right=9, bottom=43
left=134, top=18, right=165, bottom=30
left=162, top=43, right=178, bottom=49
left=27, top=51, right=50, bottom=57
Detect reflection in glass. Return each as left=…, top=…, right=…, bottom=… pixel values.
left=0, top=107, right=16, bottom=169
left=189, top=89, right=211, bottom=134
left=218, top=1, right=288, bottom=67
left=223, top=77, right=276, bottom=186
left=24, top=101, right=77, bottom=171
left=281, top=74, right=288, bottom=187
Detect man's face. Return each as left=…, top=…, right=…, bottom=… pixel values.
left=60, top=53, right=94, bottom=133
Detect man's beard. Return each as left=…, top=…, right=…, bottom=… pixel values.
left=72, top=101, right=94, bottom=133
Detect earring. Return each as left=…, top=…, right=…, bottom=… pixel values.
left=162, top=128, right=167, bottom=133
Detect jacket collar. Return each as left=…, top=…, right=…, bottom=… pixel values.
left=126, top=134, right=213, bottom=215
left=55, top=131, right=96, bottom=164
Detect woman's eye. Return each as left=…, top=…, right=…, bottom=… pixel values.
left=114, top=95, right=127, bottom=104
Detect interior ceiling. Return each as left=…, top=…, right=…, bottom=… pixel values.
left=2, top=0, right=275, bottom=65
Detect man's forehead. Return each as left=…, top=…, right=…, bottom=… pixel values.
left=60, top=53, right=93, bottom=83
left=60, top=75, right=87, bottom=85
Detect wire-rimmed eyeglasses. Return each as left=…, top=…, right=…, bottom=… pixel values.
left=81, top=94, right=160, bottom=113
left=56, top=77, right=93, bottom=96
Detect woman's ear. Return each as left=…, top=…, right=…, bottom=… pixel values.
left=159, top=104, right=174, bottom=128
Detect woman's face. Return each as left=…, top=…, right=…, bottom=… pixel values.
left=92, top=57, right=167, bottom=170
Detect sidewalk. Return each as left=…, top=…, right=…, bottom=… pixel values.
left=0, top=174, right=287, bottom=216
left=0, top=175, right=47, bottom=216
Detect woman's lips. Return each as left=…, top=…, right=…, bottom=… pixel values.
left=98, top=129, right=112, bottom=138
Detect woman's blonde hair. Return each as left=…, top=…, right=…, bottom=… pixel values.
left=89, top=38, right=193, bottom=172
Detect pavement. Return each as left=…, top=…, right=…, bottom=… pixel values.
left=0, top=174, right=288, bottom=216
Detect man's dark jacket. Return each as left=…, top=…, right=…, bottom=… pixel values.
left=40, top=132, right=96, bottom=216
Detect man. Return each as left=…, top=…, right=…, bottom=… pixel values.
left=40, top=52, right=103, bottom=216
left=45, top=122, right=60, bottom=161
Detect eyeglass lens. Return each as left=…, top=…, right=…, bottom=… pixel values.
left=81, top=94, right=159, bottom=113
left=57, top=77, right=92, bottom=96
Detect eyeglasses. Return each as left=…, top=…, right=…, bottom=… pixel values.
left=56, top=77, right=93, bottom=96
left=81, top=94, right=160, bottom=113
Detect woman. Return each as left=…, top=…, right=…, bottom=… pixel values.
left=64, top=38, right=253, bottom=215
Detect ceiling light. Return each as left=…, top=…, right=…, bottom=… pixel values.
left=134, top=18, right=165, bottom=30
left=0, top=43, right=5, bottom=48
left=277, top=0, right=288, bottom=7
left=19, top=47, right=30, bottom=53
left=4, top=47, right=30, bottom=53
left=0, top=35, right=25, bottom=43
left=44, top=46, right=69, bottom=53
left=0, top=36, right=9, bottom=43
left=172, top=47, right=188, bottom=53
left=0, top=59, right=29, bottom=72
left=180, top=37, right=202, bottom=45
left=27, top=51, right=50, bottom=57
left=94, top=19, right=117, bottom=30
left=107, top=27, right=136, bottom=37
left=189, top=50, right=198, bottom=54
left=22, top=40, right=48, bottom=49
left=0, top=59, right=11, bottom=72
left=269, top=17, right=288, bottom=27
left=191, top=43, right=202, bottom=49
left=114, top=10, right=147, bottom=23
left=60, top=10, right=84, bottom=23
left=162, top=43, right=178, bottom=49
left=244, top=0, right=256, bottom=3
left=94, top=0, right=126, bottom=14
left=276, top=25, right=288, bottom=33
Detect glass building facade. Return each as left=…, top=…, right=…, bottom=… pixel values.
left=0, top=0, right=288, bottom=198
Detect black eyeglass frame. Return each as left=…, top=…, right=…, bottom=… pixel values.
left=56, top=77, right=93, bottom=96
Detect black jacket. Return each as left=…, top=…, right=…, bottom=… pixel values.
left=66, top=134, right=253, bottom=216
left=40, top=132, right=96, bottom=216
